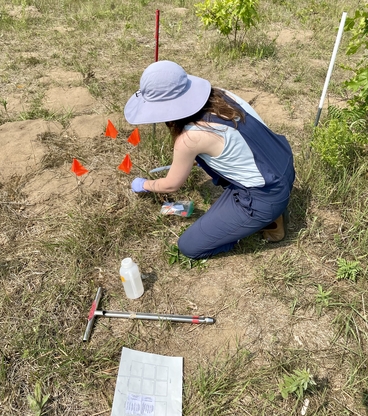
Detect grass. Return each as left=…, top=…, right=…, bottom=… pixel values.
left=1, top=0, right=368, bottom=415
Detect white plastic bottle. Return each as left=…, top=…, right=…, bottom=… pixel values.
left=119, top=258, right=144, bottom=299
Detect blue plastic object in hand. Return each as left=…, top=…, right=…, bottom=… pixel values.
left=131, top=178, right=149, bottom=193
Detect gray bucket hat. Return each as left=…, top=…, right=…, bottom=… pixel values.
left=124, top=60, right=211, bottom=124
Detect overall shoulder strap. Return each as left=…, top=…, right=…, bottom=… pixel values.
left=198, top=94, right=294, bottom=188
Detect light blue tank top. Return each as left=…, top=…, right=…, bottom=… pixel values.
left=184, top=91, right=266, bottom=188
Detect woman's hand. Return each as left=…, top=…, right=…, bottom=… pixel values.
left=131, top=178, right=150, bottom=193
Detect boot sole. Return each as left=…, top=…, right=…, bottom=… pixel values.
left=262, top=208, right=289, bottom=243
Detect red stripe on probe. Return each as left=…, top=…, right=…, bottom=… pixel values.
left=192, top=316, right=200, bottom=324
left=88, top=300, right=97, bottom=320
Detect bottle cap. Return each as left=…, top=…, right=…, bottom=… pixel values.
left=121, top=257, right=133, bottom=268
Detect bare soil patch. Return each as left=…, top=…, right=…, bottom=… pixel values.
left=1, top=70, right=298, bottom=216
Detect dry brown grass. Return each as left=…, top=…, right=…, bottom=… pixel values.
left=1, top=0, right=367, bottom=415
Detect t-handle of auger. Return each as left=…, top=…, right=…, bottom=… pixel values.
left=83, top=287, right=103, bottom=342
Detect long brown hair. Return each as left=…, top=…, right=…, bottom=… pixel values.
left=165, top=87, right=245, bottom=140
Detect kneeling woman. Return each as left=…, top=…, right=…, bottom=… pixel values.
left=124, top=60, right=295, bottom=259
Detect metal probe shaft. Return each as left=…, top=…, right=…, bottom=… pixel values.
left=83, top=287, right=215, bottom=342
left=94, top=310, right=215, bottom=324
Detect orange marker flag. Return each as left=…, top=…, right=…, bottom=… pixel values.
left=105, top=119, right=118, bottom=139
left=127, top=128, right=140, bottom=146
left=118, top=154, right=132, bottom=174
left=71, top=158, right=89, bottom=176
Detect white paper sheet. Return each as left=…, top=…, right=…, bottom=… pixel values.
left=111, top=348, right=183, bottom=416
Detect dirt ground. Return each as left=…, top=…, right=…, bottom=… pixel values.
left=0, top=37, right=327, bottom=350
left=1, top=33, right=308, bottom=210
left=2, top=5, right=363, bottom=413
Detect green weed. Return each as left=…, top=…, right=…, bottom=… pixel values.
left=167, top=243, right=181, bottom=265
left=336, top=258, right=362, bottom=282
left=27, top=381, right=50, bottom=416
left=315, top=284, right=332, bottom=315
left=279, top=368, right=316, bottom=399
left=166, top=243, right=208, bottom=270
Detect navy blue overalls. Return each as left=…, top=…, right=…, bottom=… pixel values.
left=177, top=96, right=295, bottom=259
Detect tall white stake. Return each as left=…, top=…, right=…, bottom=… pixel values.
left=314, top=11, right=348, bottom=126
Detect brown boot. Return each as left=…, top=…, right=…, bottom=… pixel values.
left=262, top=210, right=289, bottom=242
